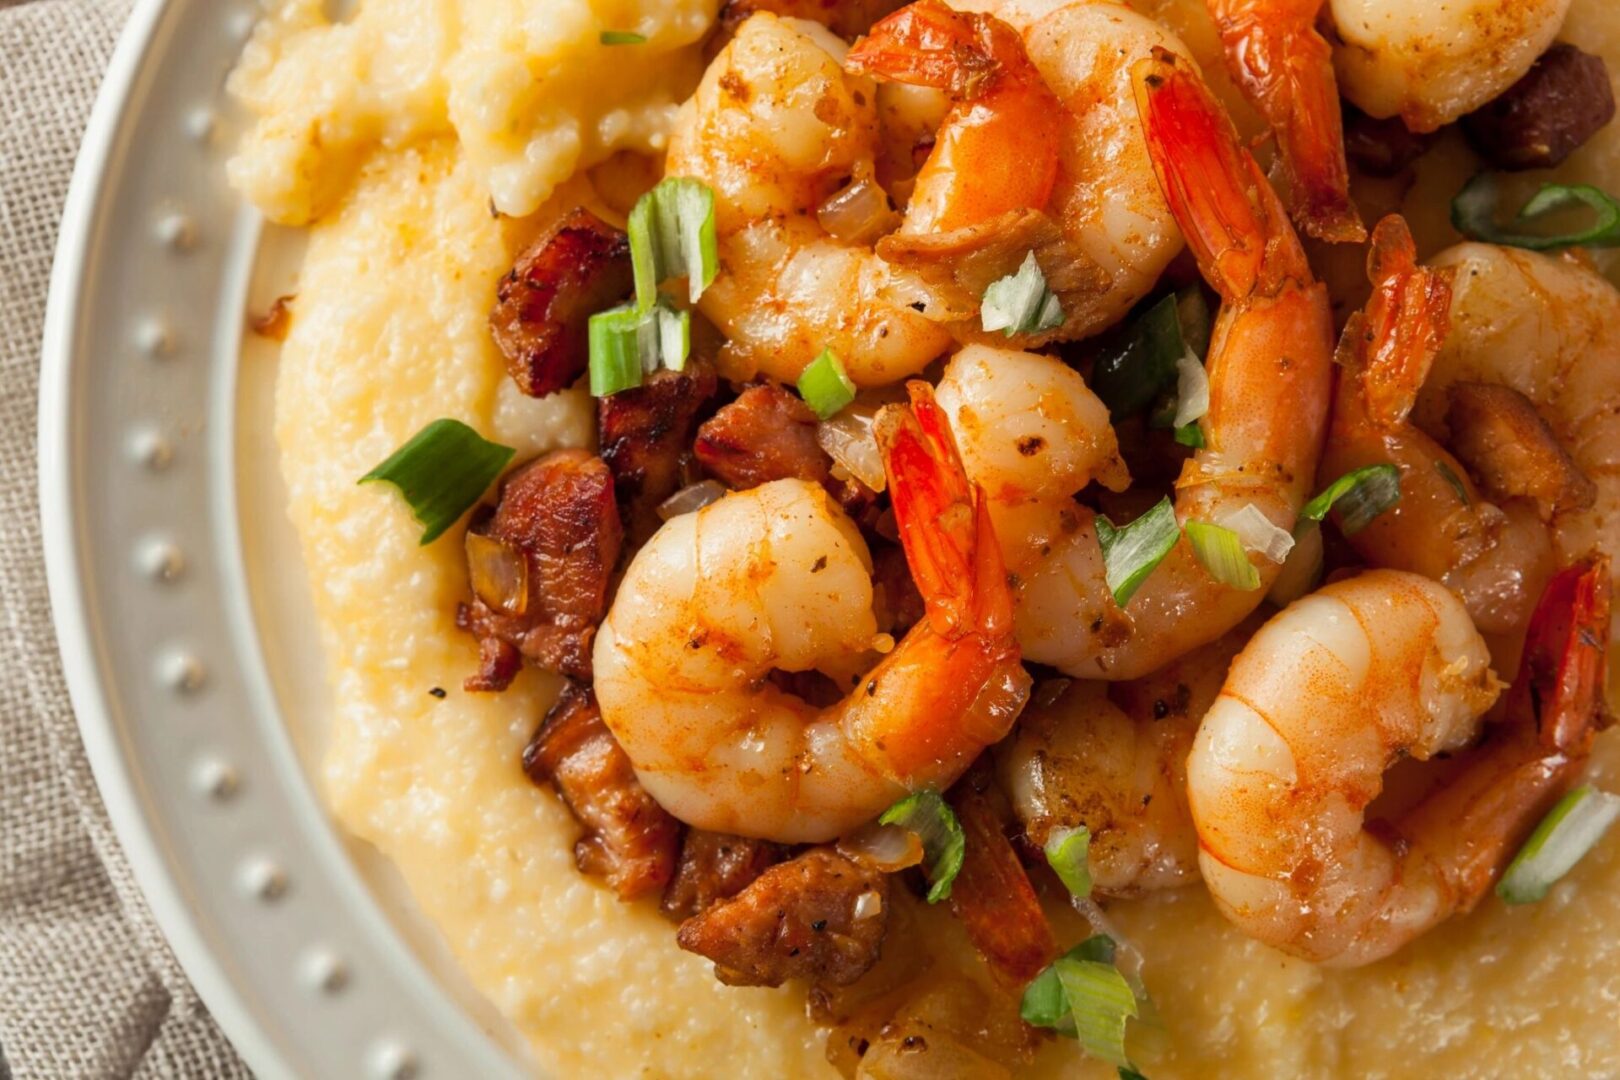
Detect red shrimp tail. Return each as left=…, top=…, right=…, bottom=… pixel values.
left=1509, top=555, right=1613, bottom=757
left=1354, top=216, right=1456, bottom=426
left=1132, top=46, right=1307, bottom=301
left=874, top=381, right=1015, bottom=641
left=846, top=0, right=1022, bottom=97
left=1205, top=0, right=1365, bottom=244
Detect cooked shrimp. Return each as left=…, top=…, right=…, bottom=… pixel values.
left=978, top=48, right=1332, bottom=681
left=666, top=13, right=952, bottom=386
left=1320, top=217, right=1563, bottom=642
left=592, top=384, right=1029, bottom=843
left=998, top=618, right=1258, bottom=896
left=856, top=0, right=1199, bottom=345
left=1329, top=0, right=1572, bottom=132
left=1190, top=563, right=1610, bottom=966
left=1203, top=0, right=1365, bottom=243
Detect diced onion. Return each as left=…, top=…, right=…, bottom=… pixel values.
left=1171, top=350, right=1209, bottom=428
left=1266, top=523, right=1323, bottom=608
left=464, top=532, right=529, bottom=615
left=817, top=410, right=887, bottom=492
left=853, top=888, right=885, bottom=922
left=656, top=479, right=727, bottom=521
left=837, top=821, right=925, bottom=873
left=817, top=174, right=900, bottom=245
left=1218, top=504, right=1296, bottom=565
left=1497, top=785, right=1620, bottom=904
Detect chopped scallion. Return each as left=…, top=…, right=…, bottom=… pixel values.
left=797, top=349, right=857, bottom=420
left=1186, top=521, right=1261, bottom=591
left=1096, top=497, right=1180, bottom=609
left=1119, top=1067, right=1150, bottom=1080
left=1300, top=464, right=1401, bottom=535
left=1021, top=935, right=1118, bottom=1032
left=628, top=177, right=719, bottom=308
left=1453, top=172, right=1620, bottom=251
left=1056, top=957, right=1139, bottom=1067
left=981, top=251, right=1065, bottom=336
left=599, top=29, right=648, bottom=44
left=879, top=789, right=965, bottom=903
left=1093, top=294, right=1184, bottom=420
left=588, top=297, right=691, bottom=396
left=1044, top=826, right=1092, bottom=899
left=1173, top=422, right=1204, bottom=448
left=359, top=419, right=515, bottom=545
left=1497, top=785, right=1620, bottom=905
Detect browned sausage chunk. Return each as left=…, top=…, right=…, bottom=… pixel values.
left=694, top=383, right=832, bottom=491
left=457, top=449, right=622, bottom=689
left=598, top=359, right=719, bottom=538
left=1462, top=44, right=1617, bottom=171
left=675, top=849, right=890, bottom=988
left=661, top=830, right=784, bottom=921
left=522, top=683, right=680, bottom=900
left=1446, top=382, right=1596, bottom=517
left=491, top=208, right=634, bottom=398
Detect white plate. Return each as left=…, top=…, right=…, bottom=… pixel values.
left=40, top=3, right=530, bottom=1076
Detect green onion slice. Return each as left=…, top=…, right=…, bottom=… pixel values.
left=1056, top=956, right=1139, bottom=1067
left=981, top=251, right=1065, bottom=336
left=1436, top=459, right=1471, bottom=506
left=879, top=789, right=965, bottom=903
left=1021, top=935, right=1118, bottom=1032
left=1173, top=423, right=1205, bottom=448
left=1497, top=785, right=1620, bottom=905
left=1453, top=172, right=1620, bottom=252
left=588, top=297, right=691, bottom=397
left=628, top=177, right=719, bottom=308
left=359, top=419, right=515, bottom=545
left=1093, top=294, right=1184, bottom=420
left=600, top=29, right=647, bottom=44
left=1044, top=826, right=1093, bottom=899
left=1300, top=464, right=1401, bottom=535
left=797, top=349, right=858, bottom=420
left=1119, top=1067, right=1150, bottom=1080
left=1186, top=521, right=1261, bottom=591
left=1096, top=497, right=1180, bottom=609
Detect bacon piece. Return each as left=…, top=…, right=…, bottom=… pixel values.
left=457, top=449, right=621, bottom=689
left=521, top=683, right=680, bottom=900
left=1446, top=382, right=1596, bottom=518
left=1462, top=44, right=1617, bottom=172
left=491, top=208, right=633, bottom=398
left=675, top=848, right=889, bottom=988
left=661, top=830, right=785, bottom=920
left=945, top=764, right=1057, bottom=986
left=695, top=383, right=831, bottom=490
left=598, top=359, right=719, bottom=537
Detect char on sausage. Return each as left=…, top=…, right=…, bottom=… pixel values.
left=661, top=830, right=785, bottom=921
left=694, top=383, right=832, bottom=491
left=599, top=360, right=719, bottom=539
left=1462, top=44, right=1617, bottom=171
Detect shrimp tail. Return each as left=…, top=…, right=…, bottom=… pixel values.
left=846, top=0, right=1024, bottom=97
left=1131, top=46, right=1307, bottom=300
left=1205, top=0, right=1366, bottom=244
left=875, top=381, right=1015, bottom=642
left=1509, top=555, right=1613, bottom=756
left=1349, top=216, right=1456, bottom=426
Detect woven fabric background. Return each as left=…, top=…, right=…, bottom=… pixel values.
left=0, top=1, right=250, bottom=1075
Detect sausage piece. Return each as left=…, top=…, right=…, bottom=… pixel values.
left=457, top=449, right=621, bottom=689
left=661, top=830, right=784, bottom=921
left=598, top=359, right=719, bottom=539
left=1462, top=44, right=1617, bottom=171
left=522, top=683, right=680, bottom=900
left=694, top=383, right=832, bottom=491
left=491, top=208, right=634, bottom=398
left=675, top=848, right=889, bottom=988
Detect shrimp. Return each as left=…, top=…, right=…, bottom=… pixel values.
left=870, top=0, right=1199, bottom=344
left=1203, top=0, right=1366, bottom=243
left=1189, top=563, right=1610, bottom=966
left=665, top=13, right=952, bottom=387
left=998, top=618, right=1259, bottom=896
left=592, top=384, right=1029, bottom=844
left=1329, top=0, right=1572, bottom=132
left=960, top=48, right=1332, bottom=681
left=1320, top=217, right=1565, bottom=645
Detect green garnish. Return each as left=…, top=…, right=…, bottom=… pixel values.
left=981, top=251, right=1065, bottom=336
left=1023, top=935, right=1145, bottom=1071
left=879, top=790, right=965, bottom=903
left=359, top=419, right=515, bottom=545
left=1021, top=935, right=1118, bottom=1031
left=600, top=29, right=648, bottom=44
left=587, top=296, right=691, bottom=397
left=1044, top=826, right=1092, bottom=899
left=628, top=177, right=719, bottom=309
left=1094, top=294, right=1184, bottom=420
left=1453, top=173, right=1620, bottom=251
left=1186, top=521, right=1261, bottom=592
left=1497, top=785, right=1620, bottom=905
left=1173, top=422, right=1205, bottom=448
left=797, top=349, right=858, bottom=420
left=1096, top=497, right=1180, bottom=609
left=1300, top=464, right=1401, bottom=535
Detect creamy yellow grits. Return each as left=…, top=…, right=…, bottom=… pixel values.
left=235, top=0, right=1620, bottom=1075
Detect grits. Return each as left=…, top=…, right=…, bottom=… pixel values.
left=242, top=0, right=1620, bottom=1075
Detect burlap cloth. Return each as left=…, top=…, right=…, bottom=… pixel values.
left=1, top=1, right=251, bottom=1075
